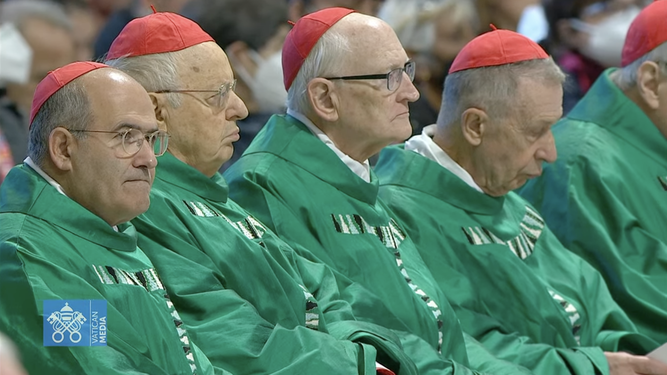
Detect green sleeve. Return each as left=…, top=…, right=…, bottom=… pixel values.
left=0, top=240, right=174, bottom=375
left=520, top=154, right=667, bottom=344
left=226, top=170, right=493, bottom=375
left=133, top=213, right=381, bottom=375
left=455, top=307, right=608, bottom=375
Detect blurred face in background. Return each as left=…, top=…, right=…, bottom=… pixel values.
left=67, top=5, right=100, bottom=61
left=431, top=8, right=477, bottom=81
left=558, top=0, right=645, bottom=67
left=226, top=24, right=290, bottom=114
left=5, top=18, right=75, bottom=116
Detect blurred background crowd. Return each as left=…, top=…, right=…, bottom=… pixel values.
left=0, top=0, right=652, bottom=182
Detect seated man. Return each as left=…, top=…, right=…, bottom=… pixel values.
left=0, top=62, right=217, bottom=374
left=519, top=0, right=667, bottom=343
left=225, top=7, right=533, bottom=375
left=375, top=27, right=667, bottom=375
left=106, top=12, right=429, bottom=375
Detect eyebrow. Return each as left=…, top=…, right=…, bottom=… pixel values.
left=113, top=122, right=160, bottom=133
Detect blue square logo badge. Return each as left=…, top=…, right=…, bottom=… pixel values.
left=43, top=300, right=107, bottom=347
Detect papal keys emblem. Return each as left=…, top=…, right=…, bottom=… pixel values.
left=46, top=302, right=87, bottom=343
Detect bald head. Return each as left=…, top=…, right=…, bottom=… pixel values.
left=28, top=67, right=153, bottom=167
left=286, top=10, right=408, bottom=113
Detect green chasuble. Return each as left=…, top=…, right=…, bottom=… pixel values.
left=0, top=165, right=217, bottom=375
left=519, top=69, right=667, bottom=343
left=132, top=152, right=419, bottom=375
left=224, top=114, right=532, bottom=375
left=375, top=145, right=658, bottom=375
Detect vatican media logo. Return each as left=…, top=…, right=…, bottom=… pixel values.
left=43, top=300, right=107, bottom=346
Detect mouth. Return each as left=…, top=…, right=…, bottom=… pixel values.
left=226, top=127, right=240, bottom=141
left=126, top=179, right=151, bottom=184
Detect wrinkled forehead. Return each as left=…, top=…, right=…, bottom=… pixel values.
left=85, top=70, right=156, bottom=129
left=340, top=16, right=408, bottom=71
left=178, top=41, right=234, bottom=88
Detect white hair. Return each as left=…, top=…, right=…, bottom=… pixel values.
left=28, top=77, right=92, bottom=167
left=438, top=58, right=566, bottom=127
left=105, top=50, right=185, bottom=107
left=611, top=42, right=667, bottom=91
left=285, top=27, right=351, bottom=114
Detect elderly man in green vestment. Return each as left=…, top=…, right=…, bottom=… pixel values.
left=519, top=0, right=667, bottom=345
left=224, top=7, right=542, bottom=375
left=104, top=11, right=456, bottom=375
left=0, top=62, right=219, bottom=375
left=374, top=25, right=667, bottom=375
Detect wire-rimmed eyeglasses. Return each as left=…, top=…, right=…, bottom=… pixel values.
left=323, top=61, right=416, bottom=92
left=69, top=128, right=169, bottom=157
left=154, top=80, right=237, bottom=108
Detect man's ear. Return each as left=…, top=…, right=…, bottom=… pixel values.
left=460, top=107, right=488, bottom=146
left=149, top=92, right=170, bottom=133
left=636, top=61, right=662, bottom=110
left=48, top=127, right=76, bottom=171
left=307, top=78, right=339, bottom=122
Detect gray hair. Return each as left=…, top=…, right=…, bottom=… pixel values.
left=286, top=27, right=351, bottom=113
left=0, top=0, right=72, bottom=32
left=105, top=51, right=184, bottom=107
left=28, top=79, right=93, bottom=167
left=438, top=58, right=566, bottom=127
left=611, top=42, right=667, bottom=91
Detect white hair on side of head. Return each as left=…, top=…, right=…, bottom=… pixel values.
left=105, top=50, right=185, bottom=108
left=437, top=57, right=566, bottom=128
left=611, top=41, right=667, bottom=91
left=28, top=79, right=92, bottom=167
left=286, top=27, right=351, bottom=114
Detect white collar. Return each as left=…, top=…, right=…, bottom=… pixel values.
left=287, top=109, right=371, bottom=183
left=24, top=156, right=119, bottom=231
left=404, top=125, right=483, bottom=193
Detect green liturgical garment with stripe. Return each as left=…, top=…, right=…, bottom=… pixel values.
left=132, top=152, right=419, bottom=375
left=0, top=165, right=218, bottom=375
left=374, top=144, right=659, bottom=375
left=224, top=114, right=533, bottom=375
left=519, top=69, right=667, bottom=344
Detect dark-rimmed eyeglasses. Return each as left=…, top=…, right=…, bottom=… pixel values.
left=323, top=61, right=416, bottom=92
left=69, top=128, right=169, bottom=157
left=154, top=80, right=237, bottom=108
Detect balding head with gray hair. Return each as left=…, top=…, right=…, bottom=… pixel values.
left=611, top=42, right=667, bottom=91
left=286, top=27, right=351, bottom=114
left=105, top=50, right=185, bottom=108
left=438, top=58, right=566, bottom=129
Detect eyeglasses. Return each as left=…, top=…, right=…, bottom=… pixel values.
left=323, top=61, right=416, bottom=92
left=69, top=128, right=170, bottom=157
left=154, top=80, right=237, bottom=108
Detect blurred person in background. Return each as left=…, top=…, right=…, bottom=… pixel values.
left=542, top=0, right=644, bottom=113
left=93, top=0, right=190, bottom=60
left=0, top=0, right=75, bottom=167
left=184, top=0, right=289, bottom=171
left=288, top=0, right=385, bottom=19
left=0, top=332, right=27, bottom=375
left=379, top=0, right=478, bottom=134
left=475, top=0, right=539, bottom=31
left=62, top=0, right=102, bottom=61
